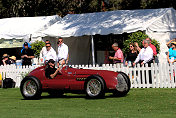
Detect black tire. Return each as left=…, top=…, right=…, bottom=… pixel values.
left=48, top=90, right=64, bottom=97
left=20, top=76, right=42, bottom=100
left=113, top=72, right=131, bottom=97
left=85, top=75, right=105, bottom=98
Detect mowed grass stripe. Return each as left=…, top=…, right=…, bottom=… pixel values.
left=0, top=88, right=176, bottom=118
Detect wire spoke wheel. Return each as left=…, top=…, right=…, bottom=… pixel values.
left=23, top=80, right=37, bottom=97
left=20, top=76, right=42, bottom=99
left=113, top=72, right=131, bottom=97
left=87, top=79, right=102, bottom=97
left=116, top=74, right=128, bottom=92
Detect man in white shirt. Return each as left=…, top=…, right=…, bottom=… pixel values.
left=133, top=40, right=153, bottom=84
left=40, top=42, right=57, bottom=63
left=133, top=40, right=153, bottom=66
left=57, top=37, right=68, bottom=66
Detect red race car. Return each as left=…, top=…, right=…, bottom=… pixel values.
left=20, top=65, right=131, bottom=99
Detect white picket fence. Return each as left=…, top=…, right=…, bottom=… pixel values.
left=0, top=64, right=40, bottom=88
left=0, top=63, right=176, bottom=88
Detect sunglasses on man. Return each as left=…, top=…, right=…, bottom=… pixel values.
left=57, top=40, right=63, bottom=43
left=46, top=46, right=51, bottom=48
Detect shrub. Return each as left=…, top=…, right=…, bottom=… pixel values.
left=123, top=31, right=160, bottom=55
left=31, top=41, right=45, bottom=58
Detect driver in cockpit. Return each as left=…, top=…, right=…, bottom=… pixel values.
left=45, top=59, right=63, bottom=79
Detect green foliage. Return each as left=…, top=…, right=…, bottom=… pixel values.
left=123, top=31, right=160, bottom=55
left=0, top=0, right=176, bottom=18
left=31, top=40, right=45, bottom=58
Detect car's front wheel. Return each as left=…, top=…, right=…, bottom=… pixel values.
left=85, top=75, right=105, bottom=98
left=113, top=72, right=131, bottom=97
left=20, top=76, right=42, bottom=99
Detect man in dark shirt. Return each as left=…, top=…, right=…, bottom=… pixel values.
left=45, top=59, right=61, bottom=79
left=21, top=42, right=34, bottom=66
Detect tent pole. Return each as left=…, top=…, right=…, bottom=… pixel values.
left=91, top=35, right=95, bottom=65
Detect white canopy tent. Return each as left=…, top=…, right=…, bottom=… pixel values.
left=42, top=8, right=176, bottom=63
left=0, top=15, right=61, bottom=48
left=0, top=8, right=175, bottom=64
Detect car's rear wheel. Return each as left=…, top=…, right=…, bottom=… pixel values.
left=20, top=76, right=42, bottom=99
left=113, top=72, right=131, bottom=97
left=85, top=75, right=105, bottom=98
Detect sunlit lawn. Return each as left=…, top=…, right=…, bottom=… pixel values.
left=0, top=88, right=176, bottom=118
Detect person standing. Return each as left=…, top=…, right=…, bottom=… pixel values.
left=57, top=37, right=69, bottom=66
left=125, top=43, right=138, bottom=66
left=133, top=40, right=153, bottom=66
left=21, top=42, right=34, bottom=66
left=109, top=43, right=124, bottom=64
left=133, top=40, right=153, bottom=84
left=40, top=40, right=57, bottom=63
left=167, top=42, right=176, bottom=64
left=146, top=38, right=157, bottom=56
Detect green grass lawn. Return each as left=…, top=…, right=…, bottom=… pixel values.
left=0, top=88, right=176, bottom=118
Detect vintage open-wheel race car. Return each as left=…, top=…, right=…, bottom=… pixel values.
left=20, top=65, right=131, bottom=99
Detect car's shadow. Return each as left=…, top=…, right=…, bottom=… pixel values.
left=40, top=94, right=130, bottom=100
left=42, top=95, right=86, bottom=99
left=21, top=94, right=130, bottom=100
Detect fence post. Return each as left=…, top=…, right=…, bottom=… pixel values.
left=136, top=64, right=141, bottom=88
left=151, top=63, right=154, bottom=88
left=174, top=63, right=176, bottom=88
left=159, top=63, right=163, bottom=88
left=133, top=64, right=137, bottom=88
left=165, top=63, right=171, bottom=88
left=170, top=63, right=175, bottom=88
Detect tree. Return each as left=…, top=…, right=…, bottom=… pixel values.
left=123, top=31, right=160, bottom=55
left=31, top=41, right=45, bottom=58
left=0, top=0, right=176, bottom=18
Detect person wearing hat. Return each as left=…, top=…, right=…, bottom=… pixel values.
left=2, top=54, right=13, bottom=65
left=9, top=56, right=16, bottom=64
left=45, top=59, right=62, bottom=79
left=21, top=42, right=31, bottom=53
left=166, top=38, right=176, bottom=48
left=167, top=42, right=176, bottom=64
left=109, top=43, right=124, bottom=64
left=21, top=42, right=34, bottom=66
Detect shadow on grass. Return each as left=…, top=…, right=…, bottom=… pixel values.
left=40, top=93, right=130, bottom=100
left=42, top=94, right=86, bottom=99
left=21, top=93, right=130, bottom=100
